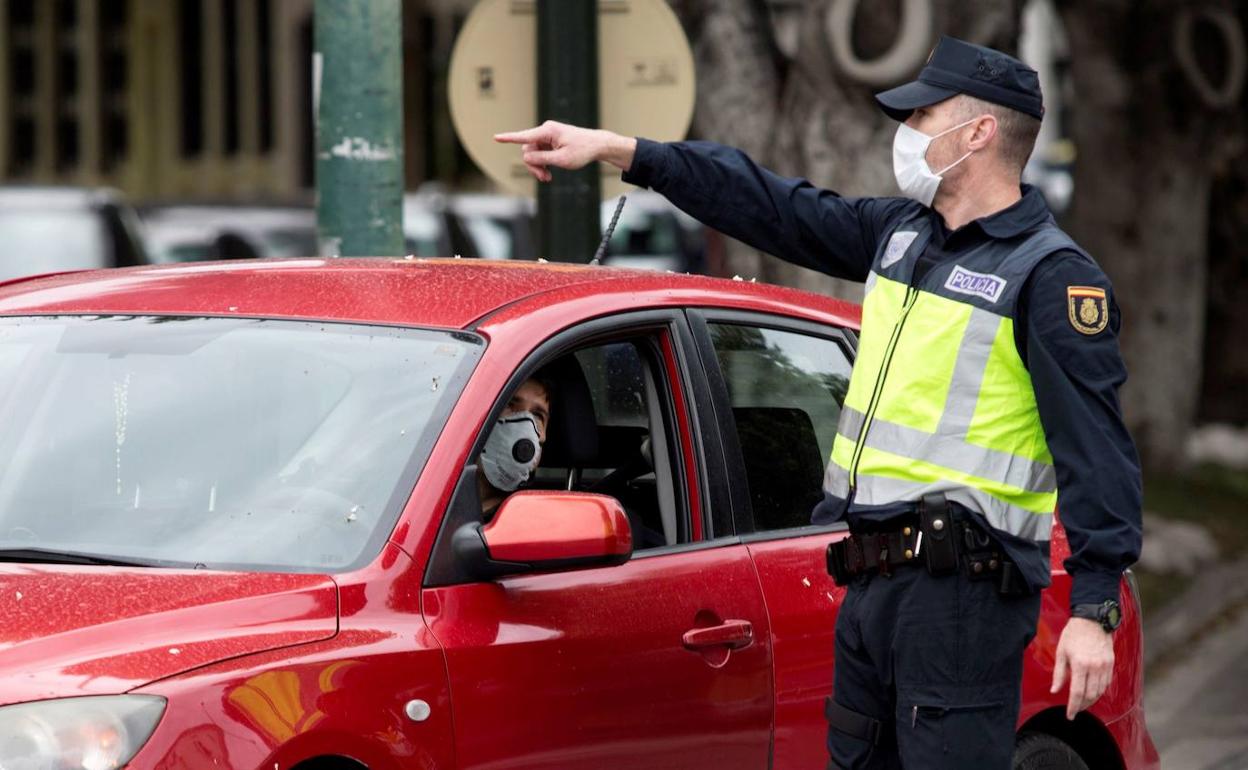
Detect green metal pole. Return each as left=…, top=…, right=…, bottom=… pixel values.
left=315, top=0, right=404, bottom=257
left=537, top=0, right=601, bottom=263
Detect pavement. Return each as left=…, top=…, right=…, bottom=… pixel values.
left=1145, top=586, right=1248, bottom=769
left=1144, top=556, right=1248, bottom=668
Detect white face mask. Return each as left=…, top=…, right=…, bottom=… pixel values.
left=480, top=411, right=543, bottom=492
left=892, top=116, right=978, bottom=207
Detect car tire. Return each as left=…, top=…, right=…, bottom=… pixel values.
left=1013, top=732, right=1090, bottom=770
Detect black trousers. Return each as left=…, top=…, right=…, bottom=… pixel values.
left=826, top=565, right=1041, bottom=769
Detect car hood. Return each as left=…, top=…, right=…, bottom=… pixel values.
left=0, top=565, right=338, bottom=706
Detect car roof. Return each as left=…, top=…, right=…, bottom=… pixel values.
left=0, top=257, right=860, bottom=331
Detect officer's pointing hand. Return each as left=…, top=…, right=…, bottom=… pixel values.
left=494, top=121, right=636, bottom=183
left=1050, top=617, right=1115, bottom=720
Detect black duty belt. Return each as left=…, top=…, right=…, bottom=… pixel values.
left=825, top=493, right=1030, bottom=596
left=826, top=519, right=922, bottom=579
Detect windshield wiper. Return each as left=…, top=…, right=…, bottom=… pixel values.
left=0, top=547, right=164, bottom=568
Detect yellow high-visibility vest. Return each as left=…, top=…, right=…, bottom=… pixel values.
left=824, top=216, right=1087, bottom=541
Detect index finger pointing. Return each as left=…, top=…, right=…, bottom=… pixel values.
left=494, top=126, right=547, bottom=144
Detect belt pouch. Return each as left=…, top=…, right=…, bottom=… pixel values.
left=826, top=540, right=852, bottom=586
left=919, top=493, right=958, bottom=575
left=997, top=561, right=1029, bottom=597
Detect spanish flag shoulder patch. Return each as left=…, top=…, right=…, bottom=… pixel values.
left=1067, top=286, right=1108, bottom=335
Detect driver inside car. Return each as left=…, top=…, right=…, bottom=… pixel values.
left=477, top=374, right=553, bottom=519
left=476, top=359, right=667, bottom=550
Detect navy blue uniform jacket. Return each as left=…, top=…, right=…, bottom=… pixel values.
left=622, top=138, right=1142, bottom=608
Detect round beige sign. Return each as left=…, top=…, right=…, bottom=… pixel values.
left=448, top=0, right=696, bottom=200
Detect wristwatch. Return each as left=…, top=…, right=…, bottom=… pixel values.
left=1072, top=600, right=1122, bottom=633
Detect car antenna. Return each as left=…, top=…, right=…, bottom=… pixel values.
left=589, top=195, right=627, bottom=266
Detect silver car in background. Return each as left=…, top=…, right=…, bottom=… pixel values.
left=139, top=203, right=317, bottom=263
left=0, top=186, right=148, bottom=281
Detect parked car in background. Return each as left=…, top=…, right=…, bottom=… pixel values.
left=139, top=203, right=317, bottom=263
left=0, top=258, right=1157, bottom=770
left=403, top=189, right=462, bottom=258
left=598, top=190, right=706, bottom=273
left=1024, top=157, right=1074, bottom=215
left=404, top=187, right=706, bottom=270
left=0, top=186, right=147, bottom=281
left=403, top=188, right=536, bottom=261
left=447, top=192, right=537, bottom=261
left=141, top=194, right=519, bottom=263
left=136, top=189, right=708, bottom=270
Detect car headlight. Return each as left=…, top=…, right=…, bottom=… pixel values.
left=0, top=696, right=165, bottom=770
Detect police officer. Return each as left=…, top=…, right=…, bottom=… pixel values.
left=497, top=35, right=1141, bottom=769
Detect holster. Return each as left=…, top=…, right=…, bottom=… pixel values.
left=919, top=493, right=958, bottom=576
left=826, top=540, right=852, bottom=586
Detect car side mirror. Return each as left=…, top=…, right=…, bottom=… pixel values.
left=453, top=490, right=633, bottom=580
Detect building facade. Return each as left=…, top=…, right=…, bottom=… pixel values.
left=0, top=0, right=475, bottom=202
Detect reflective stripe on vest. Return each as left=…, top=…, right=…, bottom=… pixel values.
left=827, top=269, right=1057, bottom=541
left=823, top=461, right=1054, bottom=541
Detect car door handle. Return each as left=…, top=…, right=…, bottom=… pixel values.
left=682, top=619, right=754, bottom=651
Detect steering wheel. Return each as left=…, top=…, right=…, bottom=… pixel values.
left=587, top=436, right=654, bottom=495
left=586, top=438, right=668, bottom=548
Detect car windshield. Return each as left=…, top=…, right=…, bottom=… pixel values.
left=0, top=316, right=480, bottom=571
left=0, top=209, right=110, bottom=280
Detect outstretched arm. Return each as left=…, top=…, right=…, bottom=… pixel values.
left=496, top=121, right=911, bottom=281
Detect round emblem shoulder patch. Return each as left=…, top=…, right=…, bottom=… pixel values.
left=1067, top=286, right=1109, bottom=335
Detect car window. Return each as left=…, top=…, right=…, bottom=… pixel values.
left=575, top=342, right=648, bottom=427
left=0, top=316, right=479, bottom=571
left=501, top=337, right=689, bottom=550
left=707, top=322, right=852, bottom=532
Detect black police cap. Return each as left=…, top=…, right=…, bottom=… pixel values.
left=875, top=35, right=1044, bottom=121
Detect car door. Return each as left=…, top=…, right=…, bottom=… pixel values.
left=689, top=309, right=858, bottom=769
left=421, top=314, right=773, bottom=769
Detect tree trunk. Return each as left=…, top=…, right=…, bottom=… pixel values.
left=1200, top=139, right=1248, bottom=424
left=670, top=0, right=1025, bottom=300
left=669, top=0, right=781, bottom=279
left=1056, top=0, right=1245, bottom=467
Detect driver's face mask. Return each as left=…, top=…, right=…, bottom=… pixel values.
left=480, top=411, right=543, bottom=492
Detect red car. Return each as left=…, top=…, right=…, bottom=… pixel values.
left=0, top=259, right=1157, bottom=769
